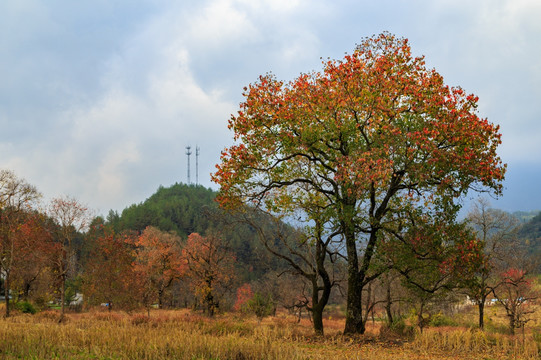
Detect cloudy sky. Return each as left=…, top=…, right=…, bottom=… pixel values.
left=1, top=0, right=540, bottom=215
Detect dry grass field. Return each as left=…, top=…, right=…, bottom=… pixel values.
left=0, top=305, right=540, bottom=359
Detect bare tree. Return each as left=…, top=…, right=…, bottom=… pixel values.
left=48, top=196, right=90, bottom=322
left=464, top=199, right=523, bottom=329
left=496, top=268, right=538, bottom=336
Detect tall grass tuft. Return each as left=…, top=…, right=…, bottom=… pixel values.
left=413, top=328, right=541, bottom=360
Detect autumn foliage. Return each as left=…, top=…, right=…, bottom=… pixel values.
left=0, top=170, right=41, bottom=316
left=213, top=32, right=506, bottom=334
left=82, top=231, right=139, bottom=310
left=11, top=213, right=57, bottom=302
left=234, top=283, right=254, bottom=312
left=183, top=233, right=236, bottom=316
left=496, top=268, right=538, bottom=335
left=0, top=30, right=528, bottom=351
left=214, top=33, right=504, bottom=211
left=132, top=226, right=185, bottom=309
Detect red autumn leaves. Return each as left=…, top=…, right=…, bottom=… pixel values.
left=84, top=226, right=235, bottom=314
left=213, top=33, right=505, bottom=212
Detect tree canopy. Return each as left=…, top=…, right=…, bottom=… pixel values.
left=213, top=32, right=506, bottom=334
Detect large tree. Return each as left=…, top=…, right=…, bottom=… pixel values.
left=82, top=230, right=139, bottom=311
left=0, top=170, right=41, bottom=317
left=183, top=233, right=235, bottom=316
left=132, top=226, right=184, bottom=310
left=213, top=33, right=505, bottom=334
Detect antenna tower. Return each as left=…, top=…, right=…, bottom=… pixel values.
left=196, top=146, right=200, bottom=185
left=185, top=146, right=192, bottom=184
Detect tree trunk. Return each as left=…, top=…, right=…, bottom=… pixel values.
left=478, top=300, right=485, bottom=330
left=509, top=314, right=515, bottom=335
left=158, top=289, right=163, bottom=309
left=312, top=307, right=324, bottom=335
left=418, top=302, right=426, bottom=334
left=343, top=196, right=383, bottom=335
left=206, top=291, right=215, bottom=317
left=311, top=275, right=331, bottom=336
left=59, top=273, right=66, bottom=323
left=4, top=271, right=10, bottom=318
left=344, top=264, right=364, bottom=333
left=343, top=220, right=365, bottom=334
left=310, top=232, right=333, bottom=336
left=365, top=282, right=373, bottom=324
left=23, top=282, right=31, bottom=301
left=208, top=301, right=215, bottom=317
left=385, top=280, right=393, bottom=325
left=22, top=272, right=39, bottom=301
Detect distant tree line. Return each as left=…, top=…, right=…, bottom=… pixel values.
left=0, top=173, right=324, bottom=321
left=1, top=168, right=539, bottom=336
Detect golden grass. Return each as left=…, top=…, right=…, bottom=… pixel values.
left=0, top=306, right=539, bottom=359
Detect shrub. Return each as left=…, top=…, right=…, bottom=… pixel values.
left=380, top=316, right=415, bottom=338
left=234, top=283, right=254, bottom=312
left=33, top=296, right=49, bottom=311
left=246, top=292, right=274, bottom=321
left=15, top=301, right=37, bottom=314
left=429, top=312, right=457, bottom=327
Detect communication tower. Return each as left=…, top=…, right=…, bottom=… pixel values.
left=186, top=146, right=192, bottom=184
left=196, top=146, right=200, bottom=185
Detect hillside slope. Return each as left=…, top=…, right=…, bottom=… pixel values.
left=105, top=183, right=286, bottom=282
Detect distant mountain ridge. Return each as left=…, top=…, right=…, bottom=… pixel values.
left=106, top=184, right=541, bottom=278
left=512, top=210, right=541, bottom=223
left=519, top=213, right=541, bottom=243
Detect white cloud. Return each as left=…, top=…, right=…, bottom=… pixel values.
left=39, top=4, right=244, bottom=211
left=1, top=0, right=540, bottom=212
left=96, top=140, right=140, bottom=210
left=186, top=0, right=260, bottom=47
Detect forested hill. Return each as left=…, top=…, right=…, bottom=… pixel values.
left=518, top=211, right=541, bottom=254
left=107, top=183, right=217, bottom=236
left=103, top=183, right=286, bottom=281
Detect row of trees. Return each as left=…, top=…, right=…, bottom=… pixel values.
left=0, top=171, right=341, bottom=324
left=1, top=167, right=537, bottom=337
left=0, top=170, right=240, bottom=319
left=84, top=226, right=236, bottom=316
left=0, top=169, right=89, bottom=320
